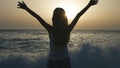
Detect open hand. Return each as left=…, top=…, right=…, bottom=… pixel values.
left=17, top=1, right=27, bottom=9
left=89, top=0, right=98, bottom=6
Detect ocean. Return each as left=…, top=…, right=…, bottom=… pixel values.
left=0, top=30, right=120, bottom=68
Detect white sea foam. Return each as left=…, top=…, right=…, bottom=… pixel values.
left=0, top=30, right=120, bottom=68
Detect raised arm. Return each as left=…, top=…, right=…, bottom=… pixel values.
left=17, top=1, right=52, bottom=31
left=68, top=0, right=98, bottom=31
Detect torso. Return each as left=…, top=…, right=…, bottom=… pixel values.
left=48, top=29, right=69, bottom=60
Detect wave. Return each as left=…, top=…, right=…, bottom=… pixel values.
left=0, top=30, right=120, bottom=68
left=0, top=43, right=120, bottom=68
left=71, top=43, right=120, bottom=68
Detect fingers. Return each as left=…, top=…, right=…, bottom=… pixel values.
left=96, top=0, right=99, bottom=4
left=90, top=0, right=98, bottom=5
left=17, top=1, right=27, bottom=9
left=17, top=2, right=22, bottom=7
left=94, top=0, right=98, bottom=3
left=17, top=1, right=23, bottom=9
left=17, top=7, right=21, bottom=9
left=18, top=1, right=22, bottom=6
left=22, top=1, right=25, bottom=4
left=90, top=0, right=98, bottom=3
left=18, top=1, right=24, bottom=5
left=95, top=0, right=98, bottom=5
left=17, top=1, right=25, bottom=6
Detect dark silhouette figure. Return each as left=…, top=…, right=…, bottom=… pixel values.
left=17, top=0, right=98, bottom=68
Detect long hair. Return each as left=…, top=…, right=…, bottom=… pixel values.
left=52, top=8, right=70, bottom=46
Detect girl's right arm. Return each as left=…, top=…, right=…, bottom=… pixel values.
left=68, top=0, right=98, bottom=32
left=17, top=1, right=52, bottom=31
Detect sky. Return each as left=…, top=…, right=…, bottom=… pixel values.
left=0, top=0, right=120, bottom=30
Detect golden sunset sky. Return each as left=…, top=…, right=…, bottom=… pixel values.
left=0, top=0, right=120, bottom=30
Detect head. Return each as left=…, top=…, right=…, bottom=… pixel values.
left=52, top=8, right=70, bottom=45
left=52, top=8, right=68, bottom=28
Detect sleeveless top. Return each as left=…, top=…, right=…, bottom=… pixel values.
left=48, top=31, right=69, bottom=60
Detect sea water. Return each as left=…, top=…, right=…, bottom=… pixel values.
left=0, top=30, right=120, bottom=68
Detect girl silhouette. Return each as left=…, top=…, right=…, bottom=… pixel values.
left=17, top=0, right=98, bottom=68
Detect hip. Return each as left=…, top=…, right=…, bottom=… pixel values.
left=47, top=57, right=71, bottom=68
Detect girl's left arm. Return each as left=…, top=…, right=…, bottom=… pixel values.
left=17, top=1, right=52, bottom=31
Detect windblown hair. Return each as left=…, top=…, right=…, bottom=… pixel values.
left=52, top=8, right=70, bottom=46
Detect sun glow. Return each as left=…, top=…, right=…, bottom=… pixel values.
left=59, top=4, right=78, bottom=21
left=63, top=5, right=75, bottom=19
left=64, top=6, right=76, bottom=19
